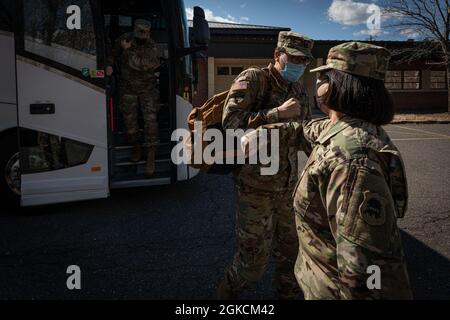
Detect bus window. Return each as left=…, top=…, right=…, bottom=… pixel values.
left=0, top=0, right=13, bottom=32
left=178, top=0, right=192, bottom=77
left=20, top=129, right=94, bottom=174
left=23, top=0, right=97, bottom=71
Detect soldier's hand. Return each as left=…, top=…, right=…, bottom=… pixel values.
left=121, top=39, right=132, bottom=50
left=240, top=130, right=261, bottom=159
left=106, top=66, right=114, bottom=76
left=241, top=135, right=250, bottom=158
left=277, top=98, right=302, bottom=120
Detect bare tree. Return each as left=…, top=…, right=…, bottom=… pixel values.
left=383, top=0, right=450, bottom=112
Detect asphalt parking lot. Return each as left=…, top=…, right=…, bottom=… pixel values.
left=0, top=123, right=449, bottom=300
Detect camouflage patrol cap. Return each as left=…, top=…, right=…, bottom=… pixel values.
left=134, top=19, right=152, bottom=39
left=277, top=31, right=314, bottom=59
left=310, top=41, right=391, bottom=80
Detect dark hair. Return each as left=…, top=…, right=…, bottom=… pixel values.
left=320, top=69, right=394, bottom=125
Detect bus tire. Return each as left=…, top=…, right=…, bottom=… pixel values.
left=0, top=131, right=20, bottom=209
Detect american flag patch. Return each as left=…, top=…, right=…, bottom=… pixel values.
left=231, top=81, right=248, bottom=92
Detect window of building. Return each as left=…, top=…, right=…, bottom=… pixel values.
left=385, top=71, right=402, bottom=90
left=403, top=70, right=421, bottom=89
left=23, top=0, right=97, bottom=71
left=231, top=67, right=244, bottom=75
left=217, top=67, right=230, bottom=76
left=385, top=70, right=421, bottom=90
left=430, top=71, right=447, bottom=89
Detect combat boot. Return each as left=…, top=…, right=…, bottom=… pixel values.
left=145, top=147, right=156, bottom=176
left=130, top=144, right=143, bottom=163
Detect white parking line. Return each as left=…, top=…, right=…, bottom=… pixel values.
left=385, top=130, right=435, bottom=136
left=392, top=125, right=450, bottom=139
left=392, top=137, right=450, bottom=141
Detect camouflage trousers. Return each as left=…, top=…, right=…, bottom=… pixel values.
left=119, top=87, right=160, bottom=146
left=220, top=182, right=301, bottom=299
left=37, top=132, right=63, bottom=170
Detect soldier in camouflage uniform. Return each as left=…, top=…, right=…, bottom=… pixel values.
left=218, top=31, right=314, bottom=299
left=37, top=132, right=63, bottom=170
left=246, top=42, right=412, bottom=299
left=107, top=19, right=161, bottom=176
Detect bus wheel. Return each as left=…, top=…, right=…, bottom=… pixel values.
left=0, top=133, right=20, bottom=208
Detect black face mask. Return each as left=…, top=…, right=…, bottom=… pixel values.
left=314, top=95, right=323, bottom=110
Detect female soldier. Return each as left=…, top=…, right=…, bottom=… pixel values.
left=243, top=42, right=412, bottom=299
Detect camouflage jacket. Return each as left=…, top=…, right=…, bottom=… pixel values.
left=273, top=116, right=411, bottom=299
left=222, top=63, right=311, bottom=192
left=108, top=32, right=160, bottom=91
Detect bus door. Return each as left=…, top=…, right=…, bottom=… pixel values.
left=15, top=0, right=109, bottom=206
left=102, top=0, right=174, bottom=188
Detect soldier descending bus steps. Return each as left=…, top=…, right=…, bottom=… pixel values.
left=107, top=19, right=161, bottom=176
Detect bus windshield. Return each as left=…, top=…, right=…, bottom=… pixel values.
left=179, top=0, right=190, bottom=49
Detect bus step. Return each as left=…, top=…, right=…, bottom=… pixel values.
left=112, top=144, right=172, bottom=161
left=111, top=156, right=171, bottom=182
left=112, top=143, right=172, bottom=150
left=110, top=175, right=171, bottom=189
left=112, top=120, right=171, bottom=130
left=112, top=132, right=172, bottom=147
left=112, top=110, right=170, bottom=123
left=114, top=158, right=171, bottom=168
left=113, top=127, right=170, bottom=135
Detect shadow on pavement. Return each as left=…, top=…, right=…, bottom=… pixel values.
left=402, top=231, right=450, bottom=299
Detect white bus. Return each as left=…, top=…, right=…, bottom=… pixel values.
left=0, top=0, right=209, bottom=207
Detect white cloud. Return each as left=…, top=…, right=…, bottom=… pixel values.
left=328, top=0, right=372, bottom=26
left=240, top=3, right=247, bottom=9
left=354, top=29, right=380, bottom=37
left=186, top=8, right=194, bottom=20
left=186, top=7, right=249, bottom=24
left=400, top=28, right=421, bottom=39
left=353, top=28, right=390, bottom=38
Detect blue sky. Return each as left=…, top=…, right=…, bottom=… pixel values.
left=184, top=0, right=421, bottom=41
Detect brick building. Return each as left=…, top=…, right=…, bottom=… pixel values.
left=191, top=21, right=448, bottom=113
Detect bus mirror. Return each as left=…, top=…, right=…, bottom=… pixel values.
left=192, top=6, right=210, bottom=45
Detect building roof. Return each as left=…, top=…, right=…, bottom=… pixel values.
left=190, top=21, right=442, bottom=62
left=188, top=20, right=289, bottom=31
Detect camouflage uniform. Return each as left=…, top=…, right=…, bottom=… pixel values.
left=272, top=42, right=412, bottom=299
left=219, top=32, right=314, bottom=299
left=37, top=132, right=62, bottom=170
left=109, top=20, right=160, bottom=149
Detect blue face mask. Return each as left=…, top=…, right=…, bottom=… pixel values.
left=280, top=63, right=306, bottom=83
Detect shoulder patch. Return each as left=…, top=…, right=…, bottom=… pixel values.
left=231, top=81, right=248, bottom=92
left=359, top=191, right=387, bottom=226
